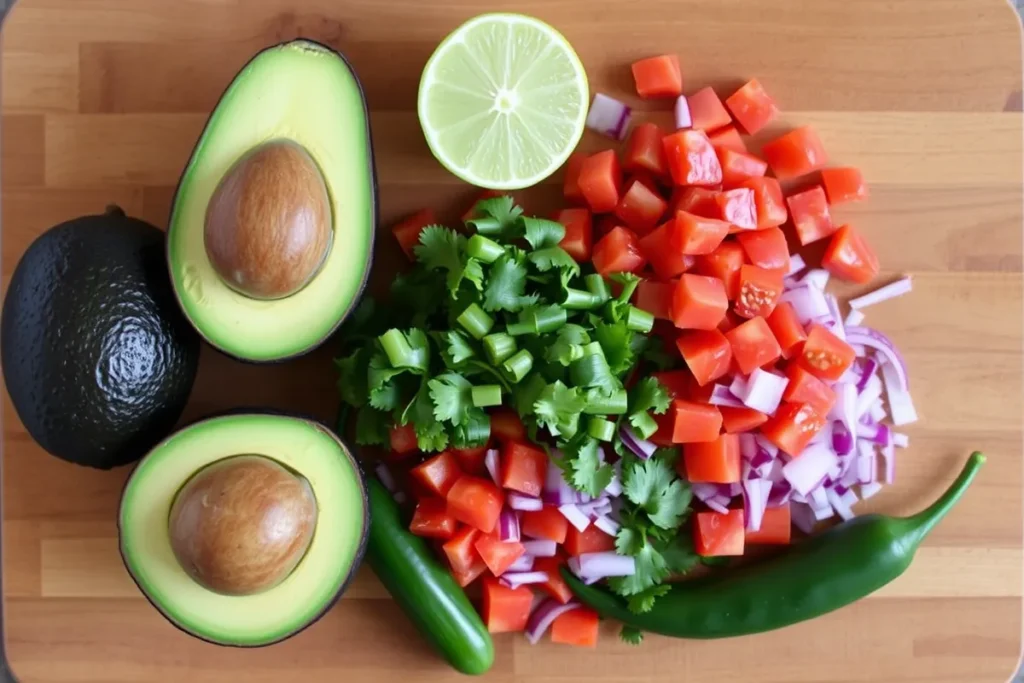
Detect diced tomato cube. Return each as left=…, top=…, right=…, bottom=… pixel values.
left=718, top=405, right=768, bottom=433
left=592, top=226, right=646, bottom=275
left=563, top=152, right=588, bottom=204
left=667, top=399, right=722, bottom=443
left=521, top=506, right=569, bottom=544
left=695, top=509, right=745, bottom=556
left=787, top=186, right=836, bottom=245
left=389, top=423, right=418, bottom=456
left=687, top=86, right=732, bottom=132
left=745, top=505, right=792, bottom=545
left=739, top=177, right=788, bottom=229
left=798, top=324, right=856, bottom=382
left=564, top=525, right=616, bottom=556
left=533, top=556, right=574, bottom=604
left=718, top=148, right=768, bottom=189
left=707, top=124, right=748, bottom=154
left=725, top=316, right=781, bottom=374
left=662, top=130, right=723, bottom=187
left=450, top=556, right=488, bottom=588
left=652, top=370, right=691, bottom=399
left=615, top=179, right=668, bottom=234
left=409, top=498, right=458, bottom=539
left=481, top=577, right=534, bottom=633
left=410, top=451, right=463, bottom=498
left=490, top=408, right=526, bottom=442
left=551, top=607, right=600, bottom=648
left=735, top=227, right=789, bottom=273
left=671, top=187, right=721, bottom=218
left=392, top=208, right=436, bottom=260
left=715, top=188, right=757, bottom=231
left=624, top=122, right=670, bottom=177
left=724, top=78, right=779, bottom=135
left=674, top=211, right=731, bottom=255
left=762, top=126, right=829, bottom=180
left=631, top=54, right=683, bottom=98
left=474, top=534, right=526, bottom=576
left=671, top=274, right=729, bottom=330
left=578, top=150, right=622, bottom=213
left=783, top=363, right=837, bottom=415
left=443, top=525, right=482, bottom=575
left=555, top=208, right=593, bottom=262
left=640, top=221, right=693, bottom=280
left=451, top=445, right=489, bottom=476
left=676, top=329, right=732, bottom=386
left=822, top=225, right=879, bottom=284
left=760, top=402, right=827, bottom=457
left=821, top=167, right=869, bottom=204
left=635, top=280, right=675, bottom=321
left=687, top=373, right=716, bottom=403
left=694, top=241, right=746, bottom=301
left=734, top=264, right=784, bottom=319
left=682, top=433, right=741, bottom=483
left=766, top=302, right=808, bottom=359
left=500, top=441, right=547, bottom=496
left=446, top=475, right=504, bottom=534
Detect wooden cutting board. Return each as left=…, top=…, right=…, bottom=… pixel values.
left=1, top=0, right=1022, bottom=681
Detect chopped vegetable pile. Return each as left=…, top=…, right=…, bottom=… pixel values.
left=337, top=57, right=916, bottom=649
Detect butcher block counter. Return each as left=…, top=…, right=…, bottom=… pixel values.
left=1, top=0, right=1022, bottom=681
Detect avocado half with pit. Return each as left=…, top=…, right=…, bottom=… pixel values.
left=166, top=39, right=377, bottom=363
left=118, top=412, right=369, bottom=647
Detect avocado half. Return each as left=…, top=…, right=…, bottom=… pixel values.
left=166, top=39, right=377, bottom=363
left=118, top=412, right=369, bottom=647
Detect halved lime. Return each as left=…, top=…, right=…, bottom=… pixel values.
left=418, top=13, right=589, bottom=190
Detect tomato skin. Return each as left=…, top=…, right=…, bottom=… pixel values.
left=787, top=185, right=836, bottom=246
left=392, top=208, right=437, bottom=260
left=715, top=188, right=758, bottom=231
left=761, top=402, right=827, bottom=457
left=481, top=578, right=534, bottom=633
left=551, top=607, right=600, bottom=648
left=783, top=363, right=837, bottom=414
left=718, top=148, right=768, bottom=188
left=707, top=125, right=748, bottom=154
left=615, top=178, right=669, bottom=234
left=822, top=224, right=879, bottom=284
left=533, top=556, right=574, bottom=604
left=668, top=399, right=723, bottom=443
left=821, top=166, right=869, bottom=204
left=736, top=227, right=789, bottom=273
left=474, top=534, right=526, bottom=576
left=676, top=329, right=732, bottom=386
left=725, top=316, right=782, bottom=374
left=734, top=264, right=785, bottom=319
left=410, top=451, right=464, bottom=498
left=671, top=187, right=721, bottom=218
left=631, top=54, right=683, bottom=98
left=745, top=504, right=792, bottom=545
left=451, top=445, right=489, bottom=476
left=443, top=525, right=482, bottom=575
left=687, top=86, right=733, bottom=131
left=674, top=211, right=731, bottom=255
left=389, top=423, right=418, bottom=456
left=725, top=78, right=779, bottom=135
left=555, top=207, right=593, bottom=262
left=500, top=441, right=548, bottom=496
left=694, top=241, right=746, bottom=300
left=798, top=324, right=857, bottom=382
left=563, top=152, right=588, bottom=204
left=739, top=177, right=788, bottom=228
left=634, top=279, right=675, bottom=320
left=695, top=509, right=745, bottom=556
left=624, top=122, right=670, bottom=177
left=652, top=369, right=691, bottom=399
left=592, top=226, right=646, bottom=275
left=671, top=274, right=729, bottom=330
left=662, top=129, right=724, bottom=187
left=409, top=498, right=459, bottom=539
left=564, top=525, right=616, bottom=556
left=719, top=405, right=768, bottom=433
left=766, top=301, right=808, bottom=358
left=446, top=475, right=505, bottom=534
left=520, top=506, right=569, bottom=544
left=761, top=125, right=829, bottom=180
left=682, top=433, right=741, bottom=483
left=578, top=150, right=623, bottom=213
left=490, top=408, right=526, bottom=442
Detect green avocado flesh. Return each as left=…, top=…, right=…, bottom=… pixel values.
left=166, top=40, right=375, bottom=362
left=118, top=413, right=368, bottom=647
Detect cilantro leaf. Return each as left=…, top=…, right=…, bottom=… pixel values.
left=609, top=272, right=642, bottom=303
left=466, top=195, right=523, bottom=240
left=563, top=435, right=614, bottom=496
left=608, top=535, right=669, bottom=595
left=416, top=420, right=450, bottom=452
left=368, top=351, right=407, bottom=410
left=414, top=226, right=482, bottom=294
left=428, top=373, right=474, bottom=426
left=334, top=347, right=369, bottom=408
left=528, top=247, right=581, bottom=276
left=652, top=446, right=681, bottom=469
left=594, top=321, right=635, bottom=375
left=627, top=585, right=671, bottom=614
left=569, top=353, right=621, bottom=396
left=623, top=458, right=693, bottom=530
left=660, top=534, right=700, bottom=575
left=483, top=251, right=538, bottom=312
left=355, top=406, right=390, bottom=446
left=647, top=478, right=692, bottom=530
left=615, top=525, right=643, bottom=556
left=630, top=377, right=671, bottom=415
left=451, top=408, right=491, bottom=448
left=522, top=217, right=565, bottom=249
left=545, top=324, right=590, bottom=366
left=620, top=626, right=644, bottom=645
left=533, top=380, right=586, bottom=439
left=439, top=330, right=476, bottom=366
left=400, top=380, right=450, bottom=452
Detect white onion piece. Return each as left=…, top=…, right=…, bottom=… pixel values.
left=586, top=93, right=632, bottom=140
left=507, top=555, right=535, bottom=573
left=742, top=369, right=788, bottom=414
left=559, top=503, right=591, bottom=532
left=705, top=496, right=731, bottom=514
left=856, top=375, right=883, bottom=419
left=881, top=439, right=896, bottom=484
left=845, top=327, right=909, bottom=391
left=508, top=492, right=544, bottom=511
left=856, top=440, right=877, bottom=484
left=500, top=571, right=549, bottom=589
left=825, top=294, right=846, bottom=340
left=604, top=475, right=622, bottom=497
left=484, top=448, right=501, bottom=484
left=594, top=514, right=620, bottom=537
left=825, top=488, right=855, bottom=521
left=892, top=432, right=909, bottom=448
left=801, top=269, right=831, bottom=290
left=860, top=482, right=883, bottom=499
left=845, top=309, right=866, bottom=326
left=710, top=384, right=747, bottom=408
left=782, top=442, right=838, bottom=495
left=743, top=478, right=772, bottom=531
left=576, top=551, right=636, bottom=578
left=881, top=361, right=918, bottom=426
left=730, top=375, right=750, bottom=401
left=849, top=276, right=913, bottom=310
left=786, top=253, right=807, bottom=277
left=674, top=95, right=692, bottom=129
left=829, top=382, right=858, bottom=454
left=780, top=285, right=830, bottom=324
left=521, top=539, right=557, bottom=557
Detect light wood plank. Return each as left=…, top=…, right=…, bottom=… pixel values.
left=1, top=49, right=79, bottom=113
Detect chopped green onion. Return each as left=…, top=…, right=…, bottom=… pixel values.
left=471, top=384, right=503, bottom=408
left=587, top=416, right=616, bottom=442
left=379, top=329, right=419, bottom=369
left=563, top=288, right=603, bottom=310
left=583, top=388, right=629, bottom=415
left=584, top=273, right=611, bottom=302
left=502, top=349, right=534, bottom=383
left=630, top=411, right=660, bottom=440
left=527, top=305, right=567, bottom=334
left=457, top=304, right=494, bottom=340
left=610, top=273, right=641, bottom=302
left=453, top=411, right=491, bottom=448
left=626, top=305, right=655, bottom=333
left=467, top=216, right=503, bottom=237
left=570, top=353, right=616, bottom=391
left=506, top=320, right=533, bottom=336
left=582, top=341, right=605, bottom=358
left=467, top=234, right=505, bottom=263
left=483, top=333, right=517, bottom=365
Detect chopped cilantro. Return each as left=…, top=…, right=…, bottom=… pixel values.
left=620, top=625, right=644, bottom=645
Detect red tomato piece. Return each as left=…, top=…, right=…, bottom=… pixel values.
left=735, top=227, right=790, bottom=272
left=718, top=148, right=768, bottom=189
left=766, top=301, right=808, bottom=359
left=676, top=329, right=732, bottom=386
left=761, top=402, right=827, bottom=457
left=563, top=152, right=588, bottom=204
left=719, top=405, right=768, bottom=433
left=798, top=324, right=857, bottom=382
left=410, top=451, right=463, bottom=498
left=555, top=207, right=593, bottom=263
left=451, top=445, right=489, bottom=476
left=614, top=179, right=669, bottom=234
left=533, top=556, right=574, bottom=604
left=662, top=129, right=724, bottom=187
left=446, top=475, right=504, bottom=534
left=694, top=241, right=745, bottom=301
left=739, top=177, right=788, bottom=229
left=762, top=126, right=829, bottom=180
left=389, top=423, right=418, bottom=456
left=671, top=187, right=721, bottom=218
left=500, top=441, right=547, bottom=496
left=745, top=504, right=792, bottom=545
left=724, top=78, right=779, bottom=135
left=652, top=370, right=691, bottom=399
left=481, top=577, right=534, bottom=633
left=450, top=556, right=488, bottom=588
left=564, top=525, right=616, bottom=556
left=551, top=607, right=600, bottom=648
left=474, top=534, right=526, bottom=576
left=592, top=226, right=646, bottom=275
left=490, top=408, right=526, bottom=442
left=674, top=211, right=731, bottom=255
left=640, top=220, right=694, bottom=279
left=578, top=150, right=622, bottom=213
left=631, top=54, right=683, bottom=98
left=783, top=363, right=837, bottom=415
left=409, top=498, right=458, bottom=539
left=822, top=225, right=879, bottom=284
left=687, top=373, right=716, bottom=403
left=715, top=188, right=758, bottom=231
left=442, top=525, right=482, bottom=575
left=787, top=186, right=836, bottom=246
left=634, top=279, right=676, bottom=321
left=668, top=399, right=723, bottom=443
left=687, top=86, right=732, bottom=132
left=695, top=509, right=746, bottom=556
left=520, top=506, right=569, bottom=544
left=682, top=433, right=741, bottom=483
left=707, top=124, right=748, bottom=154
left=392, top=208, right=436, bottom=260
left=725, top=316, right=781, bottom=374
left=821, top=167, right=869, bottom=204
left=671, top=274, right=729, bottom=330
left=462, top=190, right=507, bottom=222
left=624, top=122, right=670, bottom=177
left=734, top=264, right=784, bottom=319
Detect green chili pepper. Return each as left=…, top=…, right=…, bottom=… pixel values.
left=563, top=451, right=986, bottom=639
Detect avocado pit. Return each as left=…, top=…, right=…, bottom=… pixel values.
left=203, top=139, right=332, bottom=300
left=168, top=453, right=318, bottom=596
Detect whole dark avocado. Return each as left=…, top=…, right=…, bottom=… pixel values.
left=1, top=206, right=200, bottom=469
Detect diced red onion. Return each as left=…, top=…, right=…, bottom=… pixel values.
left=619, top=425, right=656, bottom=459
left=499, top=508, right=520, bottom=542
left=839, top=465, right=860, bottom=488
left=484, top=448, right=501, bottom=484
left=705, top=496, right=731, bottom=514
left=500, top=571, right=549, bottom=589
left=692, top=483, right=721, bottom=503
left=743, top=478, right=772, bottom=532
left=755, top=434, right=779, bottom=458
left=856, top=440, right=877, bottom=484
left=881, top=439, right=896, bottom=484
left=801, top=269, right=831, bottom=290
left=559, top=503, right=591, bottom=532
left=742, top=369, right=789, bottom=414
left=375, top=463, right=397, bottom=492
left=860, top=482, right=883, bottom=499
left=604, top=475, right=622, bottom=497
left=824, top=294, right=846, bottom=340
left=881, top=361, right=918, bottom=426
left=808, top=420, right=834, bottom=447
left=845, top=309, right=865, bottom=326
left=829, top=382, right=857, bottom=452
left=729, top=375, right=750, bottom=401
left=543, top=456, right=577, bottom=505
left=767, top=456, right=785, bottom=482
left=594, top=514, right=620, bottom=537
left=811, top=500, right=834, bottom=521
left=869, top=402, right=887, bottom=422
left=856, top=375, right=884, bottom=419
left=508, top=492, right=544, bottom=511
left=578, top=498, right=612, bottom=519
left=780, top=285, right=830, bottom=324
left=521, top=539, right=557, bottom=557
left=586, top=93, right=632, bottom=140
left=782, top=442, right=838, bottom=495
left=809, top=485, right=828, bottom=509
left=845, top=326, right=909, bottom=391
left=892, top=432, right=909, bottom=448
left=831, top=420, right=854, bottom=456
left=849, top=276, right=913, bottom=310
left=525, top=599, right=580, bottom=645
left=786, top=253, right=807, bottom=277
left=767, top=479, right=792, bottom=506
left=576, top=551, right=636, bottom=579
left=674, top=95, right=692, bottom=129
left=855, top=358, right=878, bottom=393
left=710, top=384, right=747, bottom=408
left=857, top=421, right=890, bottom=445
left=507, top=555, right=535, bottom=573
left=825, top=487, right=855, bottom=521
left=791, top=502, right=818, bottom=534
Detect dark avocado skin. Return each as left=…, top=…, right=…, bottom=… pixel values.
left=1, top=207, right=200, bottom=469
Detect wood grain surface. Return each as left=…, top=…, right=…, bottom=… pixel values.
left=1, top=1, right=1022, bottom=681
